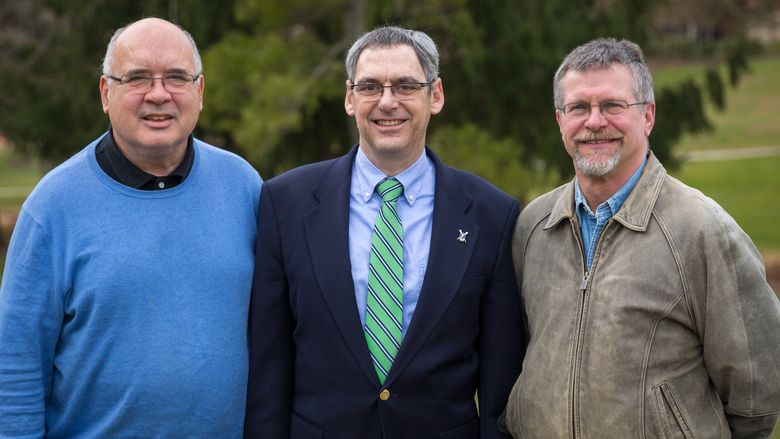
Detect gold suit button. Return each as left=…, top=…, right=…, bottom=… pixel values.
left=379, top=389, right=390, bottom=401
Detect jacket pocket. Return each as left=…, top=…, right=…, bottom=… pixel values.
left=652, top=382, right=695, bottom=439
left=439, top=417, right=479, bottom=438
left=290, top=410, right=324, bottom=439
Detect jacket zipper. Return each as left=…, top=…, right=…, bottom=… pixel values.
left=568, top=219, right=587, bottom=439
left=568, top=218, right=612, bottom=438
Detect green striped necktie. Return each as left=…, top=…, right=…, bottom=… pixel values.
left=364, top=177, right=404, bottom=384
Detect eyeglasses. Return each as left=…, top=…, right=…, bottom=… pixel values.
left=105, top=72, right=201, bottom=93
left=349, top=81, right=433, bottom=100
left=558, top=100, right=646, bottom=118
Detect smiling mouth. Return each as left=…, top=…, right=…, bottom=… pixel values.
left=143, top=114, right=173, bottom=121
left=580, top=138, right=617, bottom=144
left=375, top=120, right=403, bottom=126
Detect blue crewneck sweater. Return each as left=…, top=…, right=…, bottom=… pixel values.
left=0, top=135, right=261, bottom=438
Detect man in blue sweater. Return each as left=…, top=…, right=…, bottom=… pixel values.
left=0, top=18, right=261, bottom=437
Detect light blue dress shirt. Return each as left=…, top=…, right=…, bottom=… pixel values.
left=349, top=147, right=436, bottom=336
left=574, top=157, right=647, bottom=270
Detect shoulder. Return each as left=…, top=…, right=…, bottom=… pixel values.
left=23, top=145, right=94, bottom=214
left=652, top=175, right=759, bottom=269
left=519, top=183, right=569, bottom=227
left=655, top=174, right=740, bottom=233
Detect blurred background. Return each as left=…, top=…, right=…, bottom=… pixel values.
left=0, top=0, right=779, bottom=435
left=0, top=0, right=778, bottom=419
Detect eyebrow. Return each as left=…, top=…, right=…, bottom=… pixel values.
left=355, top=75, right=425, bottom=84
left=120, top=67, right=195, bottom=76
left=565, top=98, right=626, bottom=104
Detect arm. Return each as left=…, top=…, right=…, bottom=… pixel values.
left=478, top=201, right=527, bottom=439
left=698, top=216, right=780, bottom=438
left=0, top=210, right=63, bottom=437
left=244, top=185, right=295, bottom=438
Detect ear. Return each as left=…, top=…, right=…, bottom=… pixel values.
left=429, top=78, right=445, bottom=115
left=197, top=74, right=205, bottom=111
left=344, top=79, right=355, bottom=116
left=642, top=102, right=656, bottom=137
left=99, top=76, right=110, bottom=114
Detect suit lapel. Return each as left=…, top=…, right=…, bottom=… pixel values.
left=386, top=149, right=478, bottom=384
left=303, top=147, right=380, bottom=387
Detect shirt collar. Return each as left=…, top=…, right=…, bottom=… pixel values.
left=355, top=147, right=431, bottom=206
left=574, top=156, right=648, bottom=217
left=98, top=126, right=194, bottom=189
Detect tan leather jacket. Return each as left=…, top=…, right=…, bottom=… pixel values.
left=505, top=153, right=780, bottom=438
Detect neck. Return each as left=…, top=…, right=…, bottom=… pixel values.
left=361, top=145, right=424, bottom=177
left=577, top=175, right=622, bottom=211
left=117, top=141, right=188, bottom=177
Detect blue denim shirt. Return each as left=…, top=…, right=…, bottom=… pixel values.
left=574, top=157, right=647, bottom=270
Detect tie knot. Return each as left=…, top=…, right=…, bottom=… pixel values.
left=376, top=178, right=404, bottom=202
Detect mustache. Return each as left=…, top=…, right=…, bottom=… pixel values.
left=573, top=130, right=622, bottom=142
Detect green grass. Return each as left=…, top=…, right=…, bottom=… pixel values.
left=669, top=156, right=780, bottom=252
left=653, top=56, right=780, bottom=151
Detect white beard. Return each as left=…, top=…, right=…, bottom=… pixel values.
left=574, top=147, right=621, bottom=177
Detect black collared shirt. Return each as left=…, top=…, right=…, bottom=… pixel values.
left=95, top=128, right=194, bottom=190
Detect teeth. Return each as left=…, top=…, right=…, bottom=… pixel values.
left=376, top=120, right=402, bottom=126
left=581, top=139, right=614, bottom=144
left=146, top=115, right=170, bottom=121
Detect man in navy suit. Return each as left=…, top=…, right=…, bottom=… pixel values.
left=244, top=26, right=525, bottom=439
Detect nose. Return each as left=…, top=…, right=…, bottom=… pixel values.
left=145, top=77, right=172, bottom=103
left=376, top=85, right=399, bottom=111
left=583, top=105, right=608, bottom=130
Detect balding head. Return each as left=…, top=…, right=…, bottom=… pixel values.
left=102, top=18, right=202, bottom=77
left=98, top=17, right=205, bottom=175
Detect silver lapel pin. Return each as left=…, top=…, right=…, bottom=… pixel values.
left=457, top=229, right=469, bottom=243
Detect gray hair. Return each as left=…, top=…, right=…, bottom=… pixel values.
left=101, top=20, right=203, bottom=77
left=553, top=38, right=654, bottom=109
left=345, top=26, right=439, bottom=83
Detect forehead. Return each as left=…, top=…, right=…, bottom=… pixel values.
left=354, top=45, right=425, bottom=81
left=112, top=23, right=195, bottom=73
left=561, top=64, right=635, bottom=101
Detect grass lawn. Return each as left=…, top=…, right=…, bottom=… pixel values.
left=653, top=56, right=780, bottom=151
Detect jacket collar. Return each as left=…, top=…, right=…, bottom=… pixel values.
left=544, top=151, right=667, bottom=232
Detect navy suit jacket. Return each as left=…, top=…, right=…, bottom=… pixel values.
left=245, top=146, right=525, bottom=439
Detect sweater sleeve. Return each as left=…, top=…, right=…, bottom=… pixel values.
left=0, top=209, right=64, bottom=437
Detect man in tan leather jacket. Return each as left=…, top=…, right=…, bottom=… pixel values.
left=504, top=38, right=780, bottom=438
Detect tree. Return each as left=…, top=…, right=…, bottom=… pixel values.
left=0, top=0, right=752, bottom=202
left=201, top=0, right=747, bottom=201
